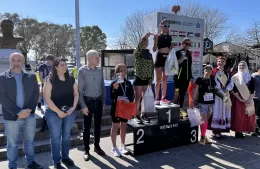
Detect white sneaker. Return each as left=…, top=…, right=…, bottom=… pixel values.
left=120, top=144, right=128, bottom=154
left=111, top=147, right=121, bottom=157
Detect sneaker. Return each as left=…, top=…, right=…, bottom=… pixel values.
left=160, top=99, right=170, bottom=105
left=154, top=99, right=160, bottom=105
left=83, top=152, right=90, bottom=161
left=112, top=147, right=121, bottom=157
left=62, top=158, right=74, bottom=166
left=90, top=134, right=94, bottom=139
left=198, top=138, right=205, bottom=146
left=205, top=137, right=212, bottom=144
left=27, top=161, right=43, bottom=169
left=140, top=115, right=150, bottom=123
left=120, top=144, right=129, bottom=154
left=54, top=163, right=62, bottom=169
left=94, top=146, right=106, bottom=156
left=134, top=116, right=142, bottom=124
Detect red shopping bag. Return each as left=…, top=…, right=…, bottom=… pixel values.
left=188, top=81, right=196, bottom=108
left=115, top=100, right=136, bottom=120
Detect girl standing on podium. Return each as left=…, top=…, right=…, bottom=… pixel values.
left=133, top=32, right=154, bottom=124
left=153, top=19, right=172, bottom=105
left=110, top=64, right=134, bottom=157
left=190, top=65, right=216, bottom=145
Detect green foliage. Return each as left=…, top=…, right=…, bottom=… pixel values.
left=80, top=25, right=107, bottom=54
left=0, top=13, right=107, bottom=63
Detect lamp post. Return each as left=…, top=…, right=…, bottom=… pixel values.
left=75, top=0, right=81, bottom=70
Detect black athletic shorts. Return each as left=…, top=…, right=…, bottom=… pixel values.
left=154, top=52, right=168, bottom=68
left=111, top=116, right=128, bottom=123
left=133, top=76, right=149, bottom=86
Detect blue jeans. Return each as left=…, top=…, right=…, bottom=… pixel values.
left=45, top=108, right=76, bottom=164
left=4, top=114, right=36, bottom=169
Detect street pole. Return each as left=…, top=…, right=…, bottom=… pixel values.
left=75, top=0, right=81, bottom=70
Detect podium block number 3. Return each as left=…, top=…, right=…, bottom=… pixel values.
left=166, top=109, right=171, bottom=123
left=136, top=129, right=144, bottom=144
left=190, top=129, right=197, bottom=143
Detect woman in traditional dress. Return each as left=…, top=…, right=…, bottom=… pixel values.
left=211, top=56, right=234, bottom=139
left=231, top=61, right=255, bottom=138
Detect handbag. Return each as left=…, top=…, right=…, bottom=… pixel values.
left=246, top=101, right=255, bottom=116
left=115, top=100, right=136, bottom=120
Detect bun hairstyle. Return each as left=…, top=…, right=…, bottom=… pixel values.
left=160, top=19, right=169, bottom=27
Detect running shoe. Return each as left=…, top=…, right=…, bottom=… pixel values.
left=120, top=144, right=129, bottom=154
left=111, top=147, right=121, bottom=157
left=140, top=115, right=150, bottom=123
left=160, top=99, right=170, bottom=105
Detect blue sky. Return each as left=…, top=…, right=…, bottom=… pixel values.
left=1, top=0, right=259, bottom=46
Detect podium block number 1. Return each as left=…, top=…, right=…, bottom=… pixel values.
left=166, top=109, right=171, bottom=123
left=136, top=128, right=144, bottom=144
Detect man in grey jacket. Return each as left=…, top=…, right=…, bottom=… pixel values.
left=78, top=50, right=106, bottom=161
left=0, top=53, right=43, bottom=169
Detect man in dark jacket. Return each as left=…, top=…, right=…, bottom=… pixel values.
left=0, top=53, right=43, bottom=169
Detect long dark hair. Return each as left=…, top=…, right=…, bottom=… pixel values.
left=49, top=58, right=70, bottom=82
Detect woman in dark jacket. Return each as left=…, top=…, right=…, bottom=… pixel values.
left=110, top=64, right=134, bottom=157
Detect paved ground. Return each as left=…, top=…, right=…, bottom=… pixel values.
left=1, top=130, right=260, bottom=169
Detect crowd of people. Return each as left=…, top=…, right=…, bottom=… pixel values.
left=0, top=18, right=260, bottom=169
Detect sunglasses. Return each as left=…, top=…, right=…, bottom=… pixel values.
left=183, top=42, right=191, bottom=46
left=204, top=67, right=212, bottom=70
left=163, top=25, right=170, bottom=28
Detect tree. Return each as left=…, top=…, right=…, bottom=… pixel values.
left=115, top=1, right=228, bottom=48
left=246, top=20, right=260, bottom=49
left=16, top=18, right=41, bottom=63
left=34, top=23, right=75, bottom=59
left=80, top=25, right=107, bottom=54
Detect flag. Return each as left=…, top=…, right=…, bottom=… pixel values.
left=179, top=31, right=186, bottom=37
left=193, top=51, right=200, bottom=57
left=192, top=42, right=200, bottom=48
left=194, top=33, right=200, bottom=37
left=170, top=30, right=178, bottom=37
left=187, top=32, right=194, bottom=37
left=171, top=42, right=178, bottom=47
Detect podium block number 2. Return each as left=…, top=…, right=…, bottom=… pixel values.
left=136, top=129, right=144, bottom=144
left=190, top=129, right=197, bottom=143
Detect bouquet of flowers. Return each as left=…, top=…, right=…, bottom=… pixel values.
left=214, top=88, right=228, bottom=103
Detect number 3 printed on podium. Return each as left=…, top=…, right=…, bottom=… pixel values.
left=190, top=129, right=197, bottom=143
left=137, top=129, right=144, bottom=144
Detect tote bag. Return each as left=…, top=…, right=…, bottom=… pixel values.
left=141, top=86, right=156, bottom=114
left=115, top=100, right=136, bottom=120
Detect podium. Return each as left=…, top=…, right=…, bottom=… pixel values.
left=127, top=104, right=198, bottom=156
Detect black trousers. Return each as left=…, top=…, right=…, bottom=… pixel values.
left=177, top=79, right=190, bottom=108
left=83, top=96, right=103, bottom=152
left=254, top=98, right=260, bottom=131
